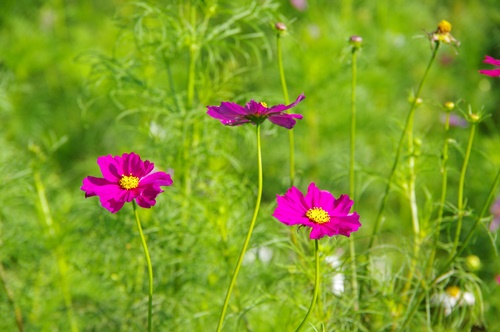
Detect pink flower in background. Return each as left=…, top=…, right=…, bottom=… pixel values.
left=496, top=275, right=500, bottom=286
left=490, top=197, right=500, bottom=232
left=81, top=152, right=173, bottom=213
left=273, top=182, right=361, bottom=239
left=479, top=56, right=500, bottom=77
left=206, top=93, right=305, bottom=129
left=290, top=0, right=307, bottom=11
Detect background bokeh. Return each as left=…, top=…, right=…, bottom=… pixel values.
left=1, top=0, right=500, bottom=330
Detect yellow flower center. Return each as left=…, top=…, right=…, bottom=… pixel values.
left=306, top=207, right=330, bottom=224
left=260, top=102, right=268, bottom=108
left=437, top=20, right=452, bottom=33
left=119, top=174, right=139, bottom=190
left=446, top=286, right=460, bottom=298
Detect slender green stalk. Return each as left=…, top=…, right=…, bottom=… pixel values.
left=295, top=239, right=320, bottom=332
left=368, top=43, right=440, bottom=250
left=348, top=45, right=359, bottom=318
left=451, top=120, right=477, bottom=258
left=216, top=125, right=263, bottom=332
left=33, top=170, right=79, bottom=332
left=132, top=201, right=153, bottom=332
left=277, top=32, right=296, bottom=187
left=426, top=111, right=451, bottom=276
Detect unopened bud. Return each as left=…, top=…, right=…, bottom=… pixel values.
left=275, top=22, right=287, bottom=32
left=465, top=255, right=481, bottom=271
left=444, top=101, right=455, bottom=111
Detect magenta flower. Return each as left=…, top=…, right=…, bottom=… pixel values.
left=273, top=182, right=361, bottom=239
left=81, top=152, right=173, bottom=213
left=479, top=56, right=500, bottom=77
left=206, top=93, right=305, bottom=129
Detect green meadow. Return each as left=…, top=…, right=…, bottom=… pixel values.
left=1, top=0, right=500, bottom=331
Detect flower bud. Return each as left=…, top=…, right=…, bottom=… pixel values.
left=275, top=22, right=287, bottom=32
left=465, top=255, right=481, bottom=271
left=443, top=101, right=455, bottom=111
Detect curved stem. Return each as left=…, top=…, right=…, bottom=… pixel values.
left=277, top=33, right=296, bottom=187
left=348, top=47, right=359, bottom=320
left=216, top=125, right=263, bottom=332
left=132, top=201, right=153, bottom=332
left=295, top=239, right=320, bottom=332
left=368, top=42, right=440, bottom=250
left=452, top=121, right=477, bottom=257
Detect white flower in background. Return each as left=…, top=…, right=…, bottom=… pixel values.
left=325, top=252, right=345, bottom=296
left=432, top=286, right=475, bottom=316
left=243, top=246, right=274, bottom=265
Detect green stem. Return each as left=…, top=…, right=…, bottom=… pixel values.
left=426, top=111, right=451, bottom=277
left=368, top=42, right=440, bottom=250
left=451, top=121, right=477, bottom=258
left=295, top=239, right=320, bottom=332
left=33, top=170, right=78, bottom=332
left=348, top=46, right=359, bottom=320
left=277, top=33, right=296, bottom=187
left=132, top=201, right=153, bottom=332
left=216, top=125, right=263, bottom=332
left=0, top=262, right=24, bottom=332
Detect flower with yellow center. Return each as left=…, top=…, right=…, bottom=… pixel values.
left=273, top=182, right=361, bottom=239
left=81, top=152, right=173, bottom=213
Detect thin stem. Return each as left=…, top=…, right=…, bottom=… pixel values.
left=33, top=170, right=78, bottom=332
left=451, top=121, right=477, bottom=258
left=216, top=125, right=263, bottom=332
left=132, top=201, right=153, bottom=332
left=368, top=43, right=440, bottom=250
left=295, top=239, right=320, bottom=332
left=426, top=111, right=451, bottom=277
left=348, top=46, right=359, bottom=319
left=277, top=33, right=296, bottom=187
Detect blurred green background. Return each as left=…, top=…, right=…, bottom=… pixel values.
left=1, top=0, right=500, bottom=330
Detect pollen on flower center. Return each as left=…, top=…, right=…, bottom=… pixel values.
left=306, top=207, right=330, bottom=224
left=119, top=174, right=139, bottom=190
left=260, top=102, right=268, bottom=108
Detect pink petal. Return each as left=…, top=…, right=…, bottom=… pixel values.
left=268, top=93, right=305, bottom=113
left=483, top=55, right=500, bottom=66
left=479, top=69, right=500, bottom=77
left=97, top=155, right=123, bottom=181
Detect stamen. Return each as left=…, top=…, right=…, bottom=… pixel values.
left=260, top=102, right=268, bottom=108
left=119, top=174, right=139, bottom=190
left=306, top=207, right=330, bottom=224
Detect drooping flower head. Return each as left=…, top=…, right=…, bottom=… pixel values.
left=206, top=93, right=305, bottom=129
left=81, top=152, right=173, bottom=213
left=429, top=20, right=459, bottom=51
left=479, top=55, right=500, bottom=77
left=273, top=182, right=361, bottom=239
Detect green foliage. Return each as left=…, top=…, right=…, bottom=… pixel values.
left=1, top=0, right=500, bottom=331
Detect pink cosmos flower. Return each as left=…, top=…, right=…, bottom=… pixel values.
left=273, top=182, right=361, bottom=239
left=479, top=56, right=500, bottom=77
left=81, top=152, right=173, bottom=213
left=206, top=93, right=305, bottom=129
